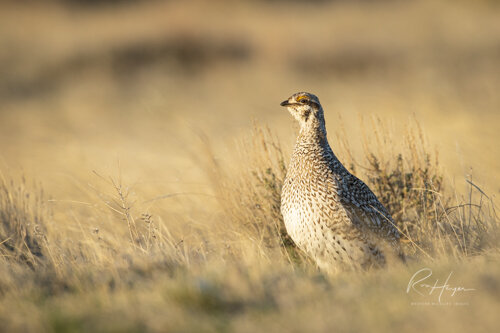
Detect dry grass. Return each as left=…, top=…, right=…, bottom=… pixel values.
left=336, top=117, right=499, bottom=259
left=0, top=173, right=47, bottom=269
left=0, top=119, right=499, bottom=332
left=202, top=123, right=298, bottom=258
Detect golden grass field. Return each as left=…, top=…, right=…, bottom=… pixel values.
left=0, top=0, right=499, bottom=332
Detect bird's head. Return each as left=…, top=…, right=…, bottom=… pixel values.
left=280, top=92, right=323, bottom=127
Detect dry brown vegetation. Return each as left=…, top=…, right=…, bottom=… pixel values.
left=0, top=0, right=499, bottom=332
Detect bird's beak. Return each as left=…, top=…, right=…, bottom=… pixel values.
left=280, top=100, right=292, bottom=107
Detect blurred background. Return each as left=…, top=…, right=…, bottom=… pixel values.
left=1, top=0, right=499, bottom=197
left=1, top=2, right=499, bottom=331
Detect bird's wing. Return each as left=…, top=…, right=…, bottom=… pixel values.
left=339, top=175, right=401, bottom=243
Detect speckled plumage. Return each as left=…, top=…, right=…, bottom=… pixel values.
left=280, top=92, right=404, bottom=273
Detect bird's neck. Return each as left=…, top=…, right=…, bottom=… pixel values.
left=297, top=113, right=328, bottom=148
left=295, top=112, right=345, bottom=170
left=291, top=110, right=347, bottom=177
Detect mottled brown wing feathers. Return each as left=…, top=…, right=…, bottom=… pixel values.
left=339, top=175, right=401, bottom=242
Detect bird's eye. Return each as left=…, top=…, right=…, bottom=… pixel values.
left=297, top=96, right=309, bottom=104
